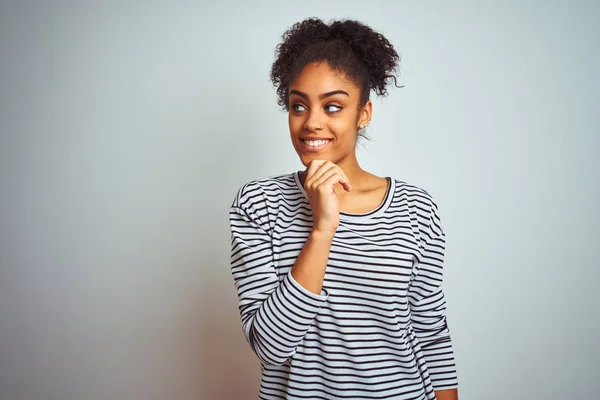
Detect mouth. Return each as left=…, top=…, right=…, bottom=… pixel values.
left=300, top=138, right=332, bottom=152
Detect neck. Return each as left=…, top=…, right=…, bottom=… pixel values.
left=335, top=155, right=366, bottom=184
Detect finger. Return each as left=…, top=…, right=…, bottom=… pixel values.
left=339, top=176, right=352, bottom=192
left=306, top=161, right=335, bottom=185
left=336, top=172, right=352, bottom=192
left=304, top=159, right=328, bottom=183
left=320, top=173, right=352, bottom=193
left=310, top=167, right=340, bottom=190
left=314, top=169, right=352, bottom=193
left=311, top=164, right=352, bottom=192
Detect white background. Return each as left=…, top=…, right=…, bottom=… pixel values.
left=1, top=1, right=598, bottom=399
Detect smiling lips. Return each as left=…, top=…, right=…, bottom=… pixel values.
left=301, top=138, right=332, bottom=152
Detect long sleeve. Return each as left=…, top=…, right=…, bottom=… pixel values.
left=229, top=183, right=328, bottom=366
left=408, top=200, right=459, bottom=390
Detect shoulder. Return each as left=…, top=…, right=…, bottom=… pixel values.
left=392, top=179, right=438, bottom=212
left=230, top=172, right=301, bottom=232
left=231, top=172, right=298, bottom=210
left=391, top=178, right=443, bottom=235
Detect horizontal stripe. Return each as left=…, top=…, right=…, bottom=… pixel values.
left=230, top=172, right=458, bottom=399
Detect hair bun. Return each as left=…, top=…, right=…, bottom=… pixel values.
left=328, top=20, right=400, bottom=97
left=271, top=18, right=401, bottom=109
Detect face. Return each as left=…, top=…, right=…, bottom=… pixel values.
left=288, top=62, right=371, bottom=167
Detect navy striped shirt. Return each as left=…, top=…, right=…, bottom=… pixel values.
left=229, top=172, right=458, bottom=399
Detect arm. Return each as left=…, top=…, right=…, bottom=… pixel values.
left=230, top=162, right=349, bottom=365
left=292, top=160, right=350, bottom=294
left=408, top=201, right=459, bottom=394
left=435, top=388, right=458, bottom=400
left=230, top=203, right=329, bottom=366
left=290, top=229, right=334, bottom=294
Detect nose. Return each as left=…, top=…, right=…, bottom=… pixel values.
left=303, top=110, right=324, bottom=131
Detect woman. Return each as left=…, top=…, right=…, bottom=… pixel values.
left=229, top=18, right=459, bottom=400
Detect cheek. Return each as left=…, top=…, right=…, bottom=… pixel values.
left=330, top=115, right=357, bottom=139
left=288, top=114, right=303, bottom=133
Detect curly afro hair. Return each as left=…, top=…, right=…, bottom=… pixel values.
left=270, top=18, right=401, bottom=111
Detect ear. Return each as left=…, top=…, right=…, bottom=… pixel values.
left=357, top=100, right=372, bottom=129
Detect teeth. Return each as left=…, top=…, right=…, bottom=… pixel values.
left=303, top=139, right=329, bottom=147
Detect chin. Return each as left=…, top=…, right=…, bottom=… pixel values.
left=297, top=155, right=312, bottom=167
left=297, top=152, right=320, bottom=163
left=297, top=153, right=337, bottom=167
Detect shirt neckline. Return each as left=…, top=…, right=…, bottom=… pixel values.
left=293, top=171, right=395, bottom=221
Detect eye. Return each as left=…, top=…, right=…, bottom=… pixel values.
left=324, top=104, right=342, bottom=113
left=291, top=103, right=307, bottom=112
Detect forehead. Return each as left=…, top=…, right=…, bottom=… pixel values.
left=289, top=62, right=359, bottom=96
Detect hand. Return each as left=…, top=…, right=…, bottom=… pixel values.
left=303, top=160, right=352, bottom=235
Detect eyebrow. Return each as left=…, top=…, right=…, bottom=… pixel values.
left=289, top=89, right=350, bottom=100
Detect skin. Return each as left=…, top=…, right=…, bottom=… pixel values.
left=286, top=61, right=458, bottom=400
left=288, top=62, right=388, bottom=215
